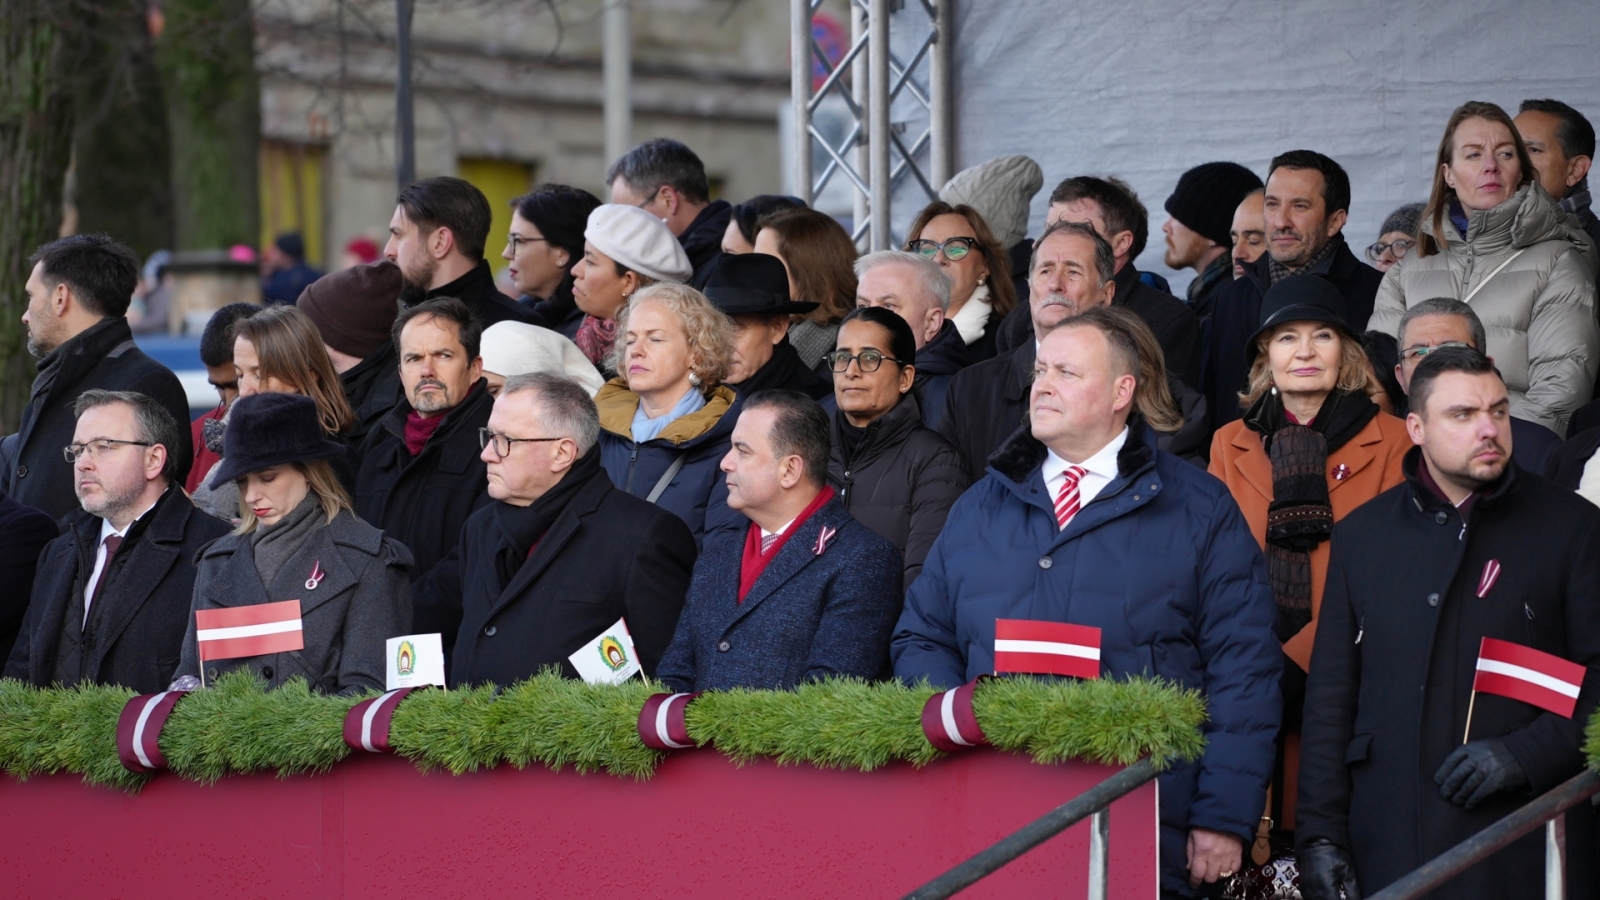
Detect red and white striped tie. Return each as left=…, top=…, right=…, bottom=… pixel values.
left=1054, top=466, right=1087, bottom=530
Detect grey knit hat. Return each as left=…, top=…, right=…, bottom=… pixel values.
left=1379, top=202, right=1426, bottom=239
left=939, top=155, right=1044, bottom=248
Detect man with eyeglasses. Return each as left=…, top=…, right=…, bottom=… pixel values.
left=427, top=372, right=694, bottom=687
left=355, top=298, right=494, bottom=583
left=4, top=390, right=229, bottom=693
left=1394, top=297, right=1561, bottom=473
left=606, top=138, right=731, bottom=289
left=855, top=250, right=968, bottom=427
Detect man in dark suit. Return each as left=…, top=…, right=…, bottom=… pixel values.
left=0, top=492, right=59, bottom=660
left=441, top=372, right=696, bottom=687
left=4, top=390, right=230, bottom=693
left=3, top=235, right=193, bottom=520
left=355, top=298, right=493, bottom=580
left=657, top=390, right=902, bottom=692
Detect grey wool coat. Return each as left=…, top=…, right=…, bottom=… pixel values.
left=175, top=509, right=412, bottom=695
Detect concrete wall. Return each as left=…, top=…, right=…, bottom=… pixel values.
left=910, top=0, right=1600, bottom=294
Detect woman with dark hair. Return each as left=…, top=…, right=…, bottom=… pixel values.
left=825, top=307, right=968, bottom=589
left=721, top=195, right=806, bottom=255
left=571, top=205, right=693, bottom=373
left=193, top=305, right=358, bottom=522
left=505, top=184, right=603, bottom=341
left=753, top=208, right=858, bottom=371
left=1369, top=100, right=1599, bottom=435
left=904, top=200, right=1019, bottom=362
left=1209, top=275, right=1409, bottom=836
left=172, top=393, right=411, bottom=695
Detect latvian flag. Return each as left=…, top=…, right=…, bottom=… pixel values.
left=1474, top=637, right=1587, bottom=718
left=994, top=619, right=1101, bottom=679
left=196, top=599, right=305, bottom=661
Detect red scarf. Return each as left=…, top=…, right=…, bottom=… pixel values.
left=403, top=409, right=446, bottom=457
left=738, top=486, right=835, bottom=602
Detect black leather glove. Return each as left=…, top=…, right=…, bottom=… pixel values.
left=1435, top=738, right=1528, bottom=809
left=1299, top=839, right=1362, bottom=900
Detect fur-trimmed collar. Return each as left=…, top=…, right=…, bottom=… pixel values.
left=988, top=413, right=1156, bottom=484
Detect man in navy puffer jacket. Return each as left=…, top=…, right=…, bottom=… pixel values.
left=892, top=307, right=1280, bottom=897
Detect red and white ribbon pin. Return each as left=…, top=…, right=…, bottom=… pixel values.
left=814, top=525, right=838, bottom=556
left=1477, top=559, right=1502, bottom=599
left=305, top=560, right=325, bottom=591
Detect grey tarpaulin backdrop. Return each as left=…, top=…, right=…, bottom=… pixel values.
left=888, top=0, right=1600, bottom=296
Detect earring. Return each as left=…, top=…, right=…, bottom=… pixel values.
left=688, top=372, right=702, bottom=387
left=977, top=275, right=987, bottom=285
left=1269, top=384, right=1278, bottom=396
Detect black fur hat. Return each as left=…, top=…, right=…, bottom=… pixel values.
left=208, top=393, right=347, bottom=489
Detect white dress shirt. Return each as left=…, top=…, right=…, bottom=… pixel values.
left=1041, top=427, right=1129, bottom=514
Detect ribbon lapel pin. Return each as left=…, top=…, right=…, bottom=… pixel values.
left=1476, top=559, right=1501, bottom=599
left=813, top=525, right=837, bottom=556
left=306, top=560, right=326, bottom=591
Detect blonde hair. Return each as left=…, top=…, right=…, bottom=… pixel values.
left=609, top=283, right=735, bottom=395
left=233, top=306, right=357, bottom=435
left=1239, top=324, right=1370, bottom=408
left=233, top=459, right=354, bottom=535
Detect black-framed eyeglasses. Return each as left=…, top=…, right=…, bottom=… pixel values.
left=907, top=237, right=977, bottom=261
left=64, top=439, right=152, bottom=463
left=506, top=234, right=549, bottom=253
left=1365, top=237, right=1416, bottom=264
left=479, top=428, right=563, bottom=458
left=1400, top=341, right=1471, bottom=363
left=824, top=349, right=905, bottom=374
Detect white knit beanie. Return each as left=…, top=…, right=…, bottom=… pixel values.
left=939, top=155, right=1044, bottom=249
left=479, top=321, right=606, bottom=396
left=584, top=204, right=693, bottom=283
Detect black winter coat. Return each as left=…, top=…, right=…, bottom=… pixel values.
left=1297, top=452, right=1600, bottom=898
left=681, top=200, right=732, bottom=290
left=354, top=382, right=493, bottom=579
left=937, top=342, right=1211, bottom=477
left=1203, top=236, right=1381, bottom=430
left=4, top=487, right=230, bottom=693
left=339, top=342, right=403, bottom=454
left=444, top=459, right=696, bottom=687
left=827, top=396, right=968, bottom=590
left=913, top=320, right=970, bottom=431
left=0, top=493, right=58, bottom=659
left=421, top=259, right=545, bottom=328
left=993, top=265, right=1203, bottom=389
left=1546, top=425, right=1600, bottom=489
left=1, top=317, right=193, bottom=521
left=728, top=336, right=831, bottom=401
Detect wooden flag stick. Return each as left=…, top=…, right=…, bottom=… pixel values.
left=1462, top=689, right=1478, bottom=744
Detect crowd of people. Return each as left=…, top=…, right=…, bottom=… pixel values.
left=2, top=96, right=1600, bottom=899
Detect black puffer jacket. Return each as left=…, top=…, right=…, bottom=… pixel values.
left=827, top=395, right=970, bottom=590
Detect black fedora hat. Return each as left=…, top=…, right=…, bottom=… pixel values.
left=208, top=393, right=348, bottom=489
left=1245, top=275, right=1356, bottom=362
left=703, top=253, right=819, bottom=316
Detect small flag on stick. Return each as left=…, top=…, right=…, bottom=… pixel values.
left=195, top=599, right=304, bottom=662
left=569, top=618, right=642, bottom=685
left=386, top=634, right=446, bottom=690
left=993, top=619, right=1101, bottom=679
left=1473, top=637, right=1586, bottom=718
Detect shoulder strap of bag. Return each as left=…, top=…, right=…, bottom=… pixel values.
left=1461, top=248, right=1527, bottom=304
left=645, top=453, right=688, bottom=504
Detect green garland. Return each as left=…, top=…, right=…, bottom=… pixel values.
left=0, top=671, right=1209, bottom=793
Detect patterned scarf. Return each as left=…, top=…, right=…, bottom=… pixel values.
left=575, top=315, right=619, bottom=368
left=1266, top=233, right=1341, bottom=286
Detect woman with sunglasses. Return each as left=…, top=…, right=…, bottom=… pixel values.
left=825, top=307, right=968, bottom=590
left=904, top=201, right=1019, bottom=362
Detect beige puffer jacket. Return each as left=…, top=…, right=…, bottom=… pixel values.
left=1369, top=183, right=1599, bottom=434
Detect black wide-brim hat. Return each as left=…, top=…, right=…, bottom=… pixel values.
left=208, top=392, right=348, bottom=489
left=703, top=253, right=819, bottom=316
left=1245, top=274, right=1358, bottom=363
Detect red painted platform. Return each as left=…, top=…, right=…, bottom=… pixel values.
left=0, top=749, right=1158, bottom=899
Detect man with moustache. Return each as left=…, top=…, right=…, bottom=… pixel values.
left=355, top=298, right=493, bottom=580
left=384, top=176, right=544, bottom=328
left=1297, top=347, right=1600, bottom=900
left=5, top=391, right=229, bottom=693
left=1204, top=151, right=1383, bottom=429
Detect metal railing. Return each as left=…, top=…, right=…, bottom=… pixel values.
left=1369, top=768, right=1600, bottom=900
left=902, top=756, right=1160, bottom=900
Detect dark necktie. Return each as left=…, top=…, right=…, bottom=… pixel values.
left=89, top=534, right=124, bottom=614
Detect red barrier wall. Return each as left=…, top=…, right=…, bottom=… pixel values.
left=0, top=749, right=1157, bottom=898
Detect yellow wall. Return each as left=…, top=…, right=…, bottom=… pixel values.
left=458, top=158, right=536, bottom=274
left=260, top=141, right=327, bottom=267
